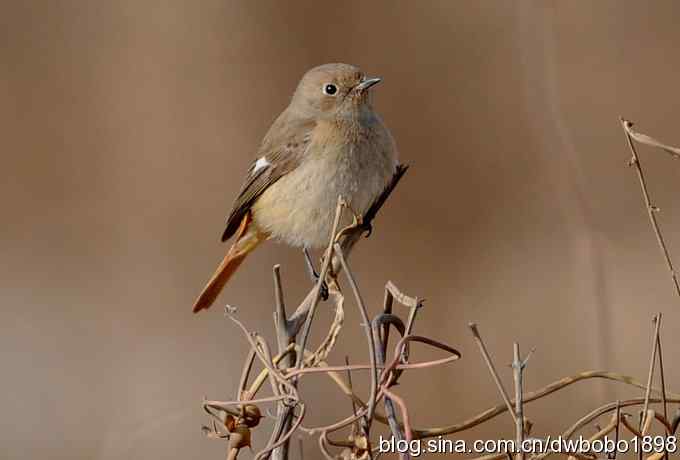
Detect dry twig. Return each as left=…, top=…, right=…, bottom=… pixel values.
left=621, top=118, right=680, bottom=298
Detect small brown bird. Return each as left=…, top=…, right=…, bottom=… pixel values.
left=193, top=63, right=398, bottom=313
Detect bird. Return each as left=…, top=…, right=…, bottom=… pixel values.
left=192, top=63, right=399, bottom=313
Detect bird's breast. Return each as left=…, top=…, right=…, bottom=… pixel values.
left=252, top=125, right=397, bottom=248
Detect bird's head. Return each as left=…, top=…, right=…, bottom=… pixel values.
left=290, top=63, right=381, bottom=120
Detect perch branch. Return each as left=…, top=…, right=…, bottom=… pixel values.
left=293, top=197, right=345, bottom=371
left=335, top=243, right=380, bottom=434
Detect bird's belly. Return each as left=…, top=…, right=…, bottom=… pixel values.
left=252, top=145, right=395, bottom=248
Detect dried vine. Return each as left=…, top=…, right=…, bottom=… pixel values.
left=198, top=125, right=680, bottom=460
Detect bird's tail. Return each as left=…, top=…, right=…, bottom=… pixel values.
left=192, top=213, right=264, bottom=313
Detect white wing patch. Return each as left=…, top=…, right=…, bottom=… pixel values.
left=253, top=156, right=271, bottom=173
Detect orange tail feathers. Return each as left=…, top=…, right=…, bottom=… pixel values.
left=192, top=214, right=264, bottom=313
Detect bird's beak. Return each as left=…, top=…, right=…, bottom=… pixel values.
left=355, top=77, right=382, bottom=92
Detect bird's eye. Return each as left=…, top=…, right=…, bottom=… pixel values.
left=323, top=83, right=338, bottom=96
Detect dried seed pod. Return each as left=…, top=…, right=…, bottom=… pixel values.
left=354, top=448, right=369, bottom=460
left=339, top=448, right=353, bottom=460
left=228, top=424, right=251, bottom=450
left=352, top=435, right=369, bottom=459
left=353, top=435, right=368, bottom=451
left=225, top=414, right=236, bottom=432
left=241, top=404, right=262, bottom=428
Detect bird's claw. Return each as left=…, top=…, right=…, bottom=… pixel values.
left=339, top=196, right=363, bottom=227
left=303, top=248, right=329, bottom=301
left=316, top=277, right=329, bottom=301
left=333, top=196, right=372, bottom=242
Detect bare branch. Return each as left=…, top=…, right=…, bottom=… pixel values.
left=469, top=323, right=518, bottom=424
left=620, top=118, right=680, bottom=298
left=335, top=242, right=380, bottom=436
left=622, top=119, right=680, bottom=159
left=512, top=343, right=526, bottom=460
left=641, top=314, right=662, bottom=430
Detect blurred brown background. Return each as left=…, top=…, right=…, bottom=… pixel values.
left=2, top=1, right=680, bottom=458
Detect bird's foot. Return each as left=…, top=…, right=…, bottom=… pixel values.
left=362, top=221, right=373, bottom=238
left=303, top=248, right=329, bottom=301
left=334, top=196, right=370, bottom=241
left=343, top=199, right=363, bottom=228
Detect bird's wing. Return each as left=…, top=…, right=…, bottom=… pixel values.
left=221, top=113, right=315, bottom=242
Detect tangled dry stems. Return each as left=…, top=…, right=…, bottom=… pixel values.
left=200, top=124, right=680, bottom=460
